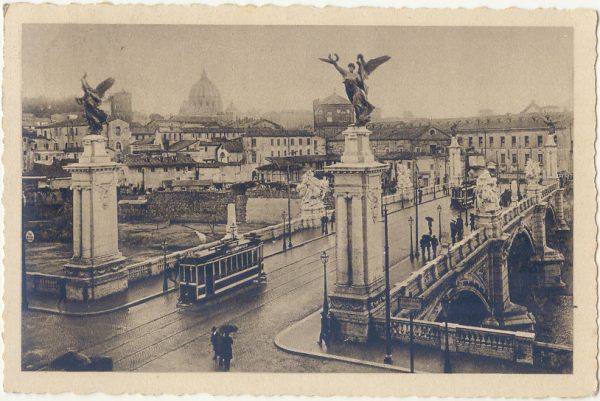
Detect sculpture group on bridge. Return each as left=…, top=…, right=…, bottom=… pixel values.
left=475, top=170, right=500, bottom=213
left=297, top=170, right=330, bottom=210
left=525, top=159, right=542, bottom=187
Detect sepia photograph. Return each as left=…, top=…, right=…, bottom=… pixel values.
left=3, top=4, right=597, bottom=397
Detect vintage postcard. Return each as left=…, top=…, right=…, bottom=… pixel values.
left=2, top=4, right=598, bottom=397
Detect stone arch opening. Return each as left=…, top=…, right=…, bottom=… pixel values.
left=435, top=288, right=490, bottom=326
left=507, top=230, right=537, bottom=303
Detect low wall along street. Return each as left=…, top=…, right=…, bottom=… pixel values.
left=118, top=190, right=302, bottom=225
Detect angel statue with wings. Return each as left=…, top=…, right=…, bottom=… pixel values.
left=76, top=74, right=115, bottom=134
left=319, top=53, right=390, bottom=126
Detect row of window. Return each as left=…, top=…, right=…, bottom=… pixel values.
left=270, top=149, right=312, bottom=157
left=181, top=249, right=259, bottom=284
left=499, top=153, right=544, bottom=165
left=459, top=134, right=546, bottom=148
left=136, top=166, right=191, bottom=173
left=267, top=137, right=313, bottom=147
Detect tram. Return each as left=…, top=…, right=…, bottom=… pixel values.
left=178, top=236, right=264, bottom=304
left=450, top=180, right=476, bottom=210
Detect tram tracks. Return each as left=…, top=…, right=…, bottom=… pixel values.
left=59, top=244, right=335, bottom=370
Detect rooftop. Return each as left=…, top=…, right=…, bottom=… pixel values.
left=124, top=153, right=196, bottom=167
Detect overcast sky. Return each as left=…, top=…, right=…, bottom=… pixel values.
left=22, top=24, right=572, bottom=118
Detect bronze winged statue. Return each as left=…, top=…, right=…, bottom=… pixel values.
left=76, top=73, right=115, bottom=134
left=319, top=53, right=390, bottom=126
left=542, top=113, right=557, bottom=135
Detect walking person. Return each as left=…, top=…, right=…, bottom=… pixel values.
left=426, top=216, right=433, bottom=235
left=456, top=216, right=464, bottom=241
left=57, top=278, right=67, bottom=309
left=320, top=215, right=327, bottom=235
left=210, top=327, right=220, bottom=364
left=323, top=215, right=329, bottom=234
left=330, top=211, right=335, bottom=232
left=221, top=332, right=233, bottom=371
left=424, top=234, right=431, bottom=260
left=419, top=236, right=426, bottom=262
left=450, top=220, right=457, bottom=245
left=431, top=235, right=439, bottom=258
left=469, top=213, right=476, bottom=231
left=418, top=188, right=423, bottom=204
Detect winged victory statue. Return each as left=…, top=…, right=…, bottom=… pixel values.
left=319, top=53, right=390, bottom=126
left=76, top=73, right=115, bottom=134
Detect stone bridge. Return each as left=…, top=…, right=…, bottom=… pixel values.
left=325, top=125, right=571, bottom=368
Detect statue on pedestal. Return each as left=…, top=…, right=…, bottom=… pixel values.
left=395, top=164, right=412, bottom=200
left=319, top=53, right=390, bottom=126
left=298, top=170, right=330, bottom=210
left=542, top=114, right=557, bottom=135
left=525, top=159, right=542, bottom=187
left=476, top=170, right=500, bottom=213
left=76, top=73, right=115, bottom=134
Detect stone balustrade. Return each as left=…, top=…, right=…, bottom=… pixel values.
left=371, top=316, right=535, bottom=364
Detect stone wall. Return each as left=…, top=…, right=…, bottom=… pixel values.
left=118, top=190, right=305, bottom=225
left=118, top=191, right=248, bottom=223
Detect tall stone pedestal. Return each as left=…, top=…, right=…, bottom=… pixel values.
left=530, top=203, right=566, bottom=289
left=447, top=136, right=463, bottom=187
left=543, top=134, right=559, bottom=185
left=325, top=126, right=387, bottom=342
left=64, top=135, right=127, bottom=301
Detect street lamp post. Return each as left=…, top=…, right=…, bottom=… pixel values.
left=319, top=251, right=330, bottom=346
left=412, top=140, right=420, bottom=258
left=442, top=294, right=452, bottom=373
left=162, top=239, right=168, bottom=292
left=408, top=216, right=414, bottom=262
left=383, top=206, right=393, bottom=365
left=282, top=211, right=287, bottom=251
left=437, top=204, right=442, bottom=241
left=287, top=164, right=293, bottom=249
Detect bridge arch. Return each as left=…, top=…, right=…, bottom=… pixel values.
left=434, top=284, right=492, bottom=326
left=505, top=226, right=537, bottom=303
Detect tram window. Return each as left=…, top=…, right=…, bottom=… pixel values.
left=227, top=258, right=232, bottom=274
left=237, top=254, right=242, bottom=269
left=221, top=260, right=226, bottom=276
left=184, top=267, right=191, bottom=283
left=191, top=266, right=197, bottom=283
left=253, top=250, right=257, bottom=264
left=213, top=263, right=219, bottom=279
left=243, top=252, right=248, bottom=268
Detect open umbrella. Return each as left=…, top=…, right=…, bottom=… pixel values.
left=425, top=216, right=434, bottom=223
left=220, top=324, right=239, bottom=334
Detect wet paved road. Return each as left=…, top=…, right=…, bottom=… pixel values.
left=21, top=193, right=475, bottom=372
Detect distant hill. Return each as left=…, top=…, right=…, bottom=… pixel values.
left=23, top=96, right=82, bottom=118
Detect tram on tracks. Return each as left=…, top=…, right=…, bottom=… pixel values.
left=450, top=180, right=476, bottom=210
left=178, top=236, right=265, bottom=304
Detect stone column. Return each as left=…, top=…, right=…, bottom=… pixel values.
left=81, top=187, right=93, bottom=261
left=72, top=187, right=82, bottom=258
left=326, top=126, right=387, bottom=342
left=447, top=136, right=462, bottom=187
left=543, top=134, right=559, bottom=185
left=335, top=194, right=350, bottom=286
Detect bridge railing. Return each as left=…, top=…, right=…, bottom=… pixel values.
left=383, top=183, right=448, bottom=207
left=371, top=315, right=535, bottom=364
left=382, top=227, right=488, bottom=316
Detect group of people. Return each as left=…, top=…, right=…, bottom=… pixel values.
left=320, top=211, right=335, bottom=235
left=210, top=327, right=234, bottom=371
left=449, top=213, right=477, bottom=244
left=419, top=233, right=439, bottom=261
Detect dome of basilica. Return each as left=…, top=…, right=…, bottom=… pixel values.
left=179, top=70, right=223, bottom=117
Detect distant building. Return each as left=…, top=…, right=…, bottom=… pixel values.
left=313, top=91, right=354, bottom=140
left=179, top=69, right=223, bottom=118
left=241, top=130, right=323, bottom=166
left=326, top=125, right=451, bottom=159
left=110, top=91, right=133, bottom=122
left=122, top=153, right=197, bottom=191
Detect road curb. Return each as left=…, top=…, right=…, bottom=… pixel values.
left=27, top=287, right=178, bottom=317
left=274, top=310, right=414, bottom=373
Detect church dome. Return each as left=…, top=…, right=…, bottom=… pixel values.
left=179, top=70, right=223, bottom=117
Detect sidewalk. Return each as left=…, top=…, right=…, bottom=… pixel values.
left=27, top=226, right=329, bottom=316
left=275, top=310, right=543, bottom=374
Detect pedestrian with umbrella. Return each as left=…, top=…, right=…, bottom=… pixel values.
left=219, top=324, right=238, bottom=371
left=426, top=216, right=434, bottom=235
